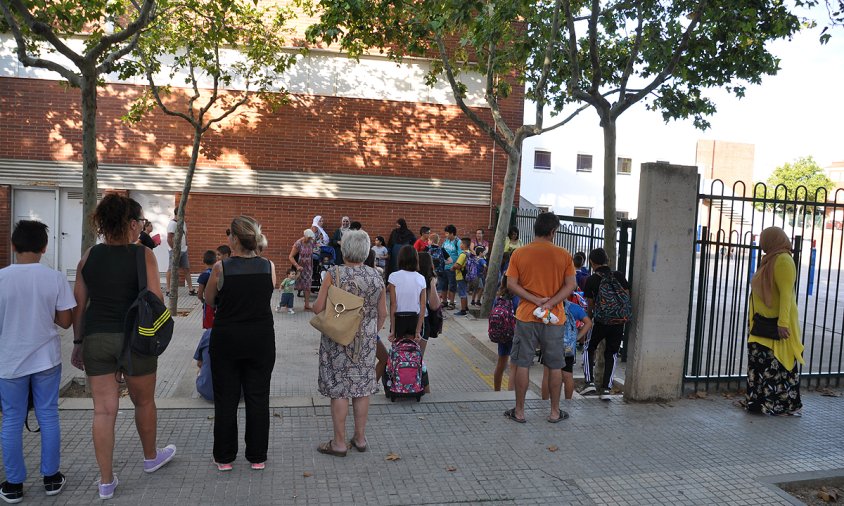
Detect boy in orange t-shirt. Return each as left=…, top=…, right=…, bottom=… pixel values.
left=504, top=212, right=576, bottom=424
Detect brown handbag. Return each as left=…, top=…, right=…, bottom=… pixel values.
left=309, top=266, right=365, bottom=347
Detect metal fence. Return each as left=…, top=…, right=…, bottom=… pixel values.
left=685, top=180, right=844, bottom=389
left=515, top=208, right=637, bottom=282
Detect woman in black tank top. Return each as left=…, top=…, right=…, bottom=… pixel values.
left=204, top=216, right=277, bottom=471
left=71, top=194, right=176, bottom=499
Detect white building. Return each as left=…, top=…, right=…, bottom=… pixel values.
left=519, top=103, right=704, bottom=219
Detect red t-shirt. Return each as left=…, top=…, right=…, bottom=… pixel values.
left=414, top=238, right=429, bottom=252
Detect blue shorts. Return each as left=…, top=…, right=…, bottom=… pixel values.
left=456, top=279, right=468, bottom=299
left=436, top=273, right=448, bottom=292
left=498, top=341, right=513, bottom=357
left=444, top=269, right=457, bottom=292
left=279, top=292, right=294, bottom=308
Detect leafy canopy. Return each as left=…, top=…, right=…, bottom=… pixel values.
left=754, top=156, right=835, bottom=212
left=124, top=0, right=297, bottom=128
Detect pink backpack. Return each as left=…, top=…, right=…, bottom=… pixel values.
left=488, top=296, right=515, bottom=344
left=384, top=339, right=424, bottom=401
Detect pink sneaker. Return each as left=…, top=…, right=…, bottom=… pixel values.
left=251, top=462, right=265, bottom=470
left=215, top=462, right=233, bottom=472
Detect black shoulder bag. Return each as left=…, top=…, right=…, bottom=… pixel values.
left=750, top=296, right=781, bottom=340
left=123, top=246, right=175, bottom=362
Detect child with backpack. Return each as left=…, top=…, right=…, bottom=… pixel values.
left=451, top=238, right=473, bottom=316
left=469, top=246, right=487, bottom=307
left=540, top=299, right=592, bottom=400
left=0, top=221, right=76, bottom=502
left=581, top=248, right=632, bottom=400
left=489, top=277, right=517, bottom=391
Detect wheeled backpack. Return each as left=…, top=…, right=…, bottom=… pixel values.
left=383, top=338, right=425, bottom=401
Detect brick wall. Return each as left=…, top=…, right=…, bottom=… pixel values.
left=0, top=185, right=9, bottom=266
left=0, top=78, right=520, bottom=188
left=173, top=192, right=492, bottom=274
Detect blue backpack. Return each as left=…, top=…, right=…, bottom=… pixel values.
left=464, top=254, right=482, bottom=283
left=563, top=301, right=578, bottom=357
left=430, top=245, right=446, bottom=274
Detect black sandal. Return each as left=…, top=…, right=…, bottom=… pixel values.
left=504, top=408, right=526, bottom=424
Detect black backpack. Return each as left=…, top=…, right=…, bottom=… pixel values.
left=123, top=246, right=174, bottom=361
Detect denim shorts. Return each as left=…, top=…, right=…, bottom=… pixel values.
left=456, top=280, right=468, bottom=299
left=436, top=273, right=448, bottom=293
left=498, top=341, right=513, bottom=357
left=279, top=292, right=294, bottom=308
left=444, top=269, right=457, bottom=292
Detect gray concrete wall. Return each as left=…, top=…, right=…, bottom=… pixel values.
left=625, top=162, right=699, bottom=401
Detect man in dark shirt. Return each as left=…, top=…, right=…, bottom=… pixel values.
left=581, top=248, right=630, bottom=400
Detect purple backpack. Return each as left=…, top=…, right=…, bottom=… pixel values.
left=488, top=296, right=515, bottom=344
left=384, top=339, right=424, bottom=400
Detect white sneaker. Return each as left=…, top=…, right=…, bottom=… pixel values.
left=288, top=309, right=295, bottom=314
left=579, top=383, right=596, bottom=395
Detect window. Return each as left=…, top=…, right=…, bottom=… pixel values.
left=573, top=207, right=591, bottom=218
left=617, top=157, right=632, bottom=175
left=576, top=154, right=592, bottom=172
left=616, top=211, right=630, bottom=220
left=534, top=150, right=552, bottom=170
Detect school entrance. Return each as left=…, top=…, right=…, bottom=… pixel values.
left=685, top=181, right=844, bottom=390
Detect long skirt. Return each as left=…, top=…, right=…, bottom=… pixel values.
left=746, top=342, right=802, bottom=415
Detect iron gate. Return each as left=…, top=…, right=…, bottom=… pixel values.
left=686, top=180, right=844, bottom=389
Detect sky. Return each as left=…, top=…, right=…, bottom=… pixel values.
left=526, top=6, right=844, bottom=181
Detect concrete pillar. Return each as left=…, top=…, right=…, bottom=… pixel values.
left=624, top=162, right=698, bottom=401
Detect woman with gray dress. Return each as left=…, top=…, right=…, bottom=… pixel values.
left=314, top=230, right=387, bottom=456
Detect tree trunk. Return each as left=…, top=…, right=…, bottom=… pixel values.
left=602, top=117, right=618, bottom=270
left=167, top=127, right=203, bottom=314
left=79, top=75, right=99, bottom=254
left=480, top=146, right=522, bottom=318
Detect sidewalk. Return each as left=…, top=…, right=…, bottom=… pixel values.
left=29, top=288, right=844, bottom=504
left=11, top=392, right=844, bottom=504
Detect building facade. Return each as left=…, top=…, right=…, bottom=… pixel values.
left=0, top=32, right=523, bottom=275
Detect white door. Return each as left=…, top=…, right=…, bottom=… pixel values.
left=59, top=189, right=85, bottom=279
left=12, top=189, right=58, bottom=268
left=130, top=191, right=172, bottom=278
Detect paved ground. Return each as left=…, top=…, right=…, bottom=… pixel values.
left=11, top=287, right=840, bottom=505
left=9, top=391, right=844, bottom=504
left=56, top=287, right=621, bottom=400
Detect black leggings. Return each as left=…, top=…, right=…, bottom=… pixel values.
left=583, top=322, right=624, bottom=389
left=210, top=327, right=276, bottom=464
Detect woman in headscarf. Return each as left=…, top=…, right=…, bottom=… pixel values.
left=387, top=218, right=415, bottom=277
left=311, top=216, right=330, bottom=246
left=330, top=216, right=351, bottom=265
left=746, top=227, right=804, bottom=416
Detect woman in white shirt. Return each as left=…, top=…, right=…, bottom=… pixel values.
left=387, top=246, right=426, bottom=343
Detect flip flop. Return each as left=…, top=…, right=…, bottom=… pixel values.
left=547, top=411, right=570, bottom=423
left=504, top=408, right=526, bottom=424
left=348, top=439, right=368, bottom=452
left=317, top=440, right=347, bottom=457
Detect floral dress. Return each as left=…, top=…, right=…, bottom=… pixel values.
left=317, top=265, right=384, bottom=399
left=294, top=239, right=315, bottom=291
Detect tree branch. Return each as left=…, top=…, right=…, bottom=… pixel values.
left=562, top=0, right=581, bottom=96
left=536, top=102, right=591, bottom=135
left=433, top=33, right=514, bottom=155
left=89, top=0, right=155, bottom=59
left=202, top=93, right=251, bottom=132
left=481, top=40, right=516, bottom=146
left=587, top=0, right=602, bottom=96
left=534, top=0, right=563, bottom=129
left=97, top=31, right=141, bottom=74
left=5, top=0, right=83, bottom=66
left=144, top=60, right=196, bottom=125
left=618, top=0, right=643, bottom=99
left=614, top=0, right=708, bottom=118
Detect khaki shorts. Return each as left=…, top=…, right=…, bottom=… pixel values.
left=83, top=332, right=158, bottom=377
